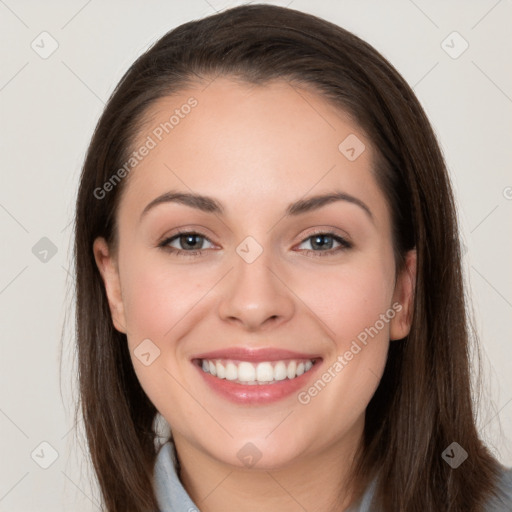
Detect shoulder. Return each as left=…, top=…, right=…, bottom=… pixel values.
left=351, top=466, right=512, bottom=512
left=484, top=466, right=512, bottom=511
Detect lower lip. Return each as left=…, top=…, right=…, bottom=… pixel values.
left=193, top=360, right=322, bottom=405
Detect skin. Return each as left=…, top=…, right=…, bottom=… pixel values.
left=93, top=77, right=416, bottom=512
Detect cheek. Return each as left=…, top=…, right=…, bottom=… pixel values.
left=118, top=255, right=211, bottom=419
left=294, top=258, right=396, bottom=346
left=291, top=260, right=395, bottom=430
left=120, top=254, right=211, bottom=341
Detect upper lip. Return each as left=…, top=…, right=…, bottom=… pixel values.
left=192, top=347, right=322, bottom=362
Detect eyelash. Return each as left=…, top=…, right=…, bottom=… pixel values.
left=158, top=229, right=352, bottom=258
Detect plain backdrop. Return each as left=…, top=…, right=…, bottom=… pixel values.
left=0, top=1, right=511, bottom=510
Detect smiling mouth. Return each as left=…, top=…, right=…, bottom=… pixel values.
left=193, top=357, right=321, bottom=385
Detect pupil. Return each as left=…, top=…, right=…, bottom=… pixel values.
left=182, top=234, right=201, bottom=249
left=312, top=235, right=332, bottom=250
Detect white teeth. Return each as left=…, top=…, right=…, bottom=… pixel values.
left=274, top=361, right=287, bottom=381
left=256, top=362, right=274, bottom=382
left=216, top=361, right=225, bottom=379
left=199, top=358, right=317, bottom=384
left=287, top=361, right=297, bottom=379
left=225, top=362, right=237, bottom=381
left=238, top=361, right=256, bottom=382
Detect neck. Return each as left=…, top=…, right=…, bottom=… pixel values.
left=173, top=418, right=364, bottom=512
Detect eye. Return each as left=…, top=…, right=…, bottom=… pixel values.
left=158, top=230, right=352, bottom=258
left=296, top=232, right=352, bottom=256
left=159, top=231, right=215, bottom=256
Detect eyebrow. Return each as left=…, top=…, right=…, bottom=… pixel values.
left=140, top=190, right=373, bottom=221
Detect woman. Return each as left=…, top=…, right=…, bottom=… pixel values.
left=73, top=4, right=512, bottom=511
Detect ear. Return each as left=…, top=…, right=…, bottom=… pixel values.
left=93, top=237, right=127, bottom=333
left=389, top=249, right=416, bottom=341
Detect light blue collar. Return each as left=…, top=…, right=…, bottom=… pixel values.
left=153, top=442, right=200, bottom=512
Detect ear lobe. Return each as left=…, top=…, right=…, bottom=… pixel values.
left=92, top=237, right=127, bottom=333
left=389, top=249, right=417, bottom=341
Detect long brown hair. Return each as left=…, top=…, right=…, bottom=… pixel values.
left=73, top=4, right=504, bottom=511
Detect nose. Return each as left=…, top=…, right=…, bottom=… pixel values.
left=217, top=249, right=295, bottom=332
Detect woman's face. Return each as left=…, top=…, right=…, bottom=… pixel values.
left=94, top=77, right=415, bottom=470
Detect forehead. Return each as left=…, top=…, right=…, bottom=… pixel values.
left=119, top=77, right=387, bottom=223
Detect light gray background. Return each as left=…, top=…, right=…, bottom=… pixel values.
left=1, top=1, right=511, bottom=510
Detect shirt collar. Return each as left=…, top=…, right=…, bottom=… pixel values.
left=153, top=441, right=200, bottom=512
